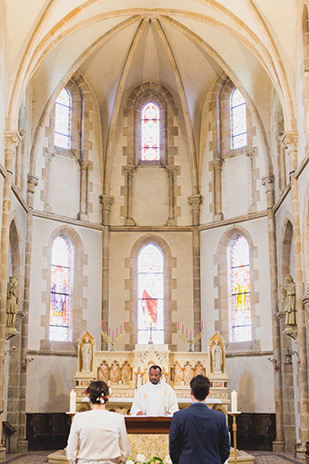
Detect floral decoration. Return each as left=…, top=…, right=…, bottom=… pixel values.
left=127, top=454, right=171, bottom=464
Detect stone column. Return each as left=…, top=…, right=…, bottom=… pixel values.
left=188, top=194, right=203, bottom=351
left=261, top=174, right=285, bottom=450
left=78, top=160, right=91, bottom=221
left=100, top=195, right=114, bottom=350
left=246, top=147, right=258, bottom=212
left=0, top=131, right=21, bottom=460
left=166, top=166, right=179, bottom=226
left=283, top=132, right=309, bottom=444
left=209, top=159, right=224, bottom=221
left=15, top=131, right=26, bottom=191
left=123, top=166, right=136, bottom=226
left=276, top=131, right=286, bottom=193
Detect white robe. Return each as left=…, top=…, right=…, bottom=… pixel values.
left=66, top=409, right=130, bottom=464
left=130, top=381, right=178, bottom=416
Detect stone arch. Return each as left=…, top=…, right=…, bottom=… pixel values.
left=213, top=225, right=260, bottom=349
left=40, top=225, right=88, bottom=352
left=124, top=234, right=177, bottom=350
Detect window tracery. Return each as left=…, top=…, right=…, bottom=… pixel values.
left=230, top=88, right=247, bottom=149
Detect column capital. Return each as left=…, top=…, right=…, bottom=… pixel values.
left=188, top=194, right=203, bottom=209
left=245, top=147, right=257, bottom=159
left=79, top=159, right=92, bottom=170
left=209, top=158, right=224, bottom=170
left=4, top=130, right=21, bottom=152
left=27, top=174, right=39, bottom=194
left=282, top=131, right=298, bottom=150
left=100, top=194, right=114, bottom=210
left=261, top=175, right=275, bottom=193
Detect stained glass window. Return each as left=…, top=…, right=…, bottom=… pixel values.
left=228, top=235, right=252, bottom=342
left=54, top=88, right=71, bottom=149
left=141, top=102, right=160, bottom=161
left=231, top=88, right=247, bottom=149
left=137, top=243, right=164, bottom=343
left=49, top=235, right=73, bottom=341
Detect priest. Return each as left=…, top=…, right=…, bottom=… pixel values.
left=130, top=365, right=179, bottom=416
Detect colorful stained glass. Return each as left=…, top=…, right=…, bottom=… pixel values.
left=141, top=102, right=160, bottom=161
left=137, top=243, right=164, bottom=344
left=54, top=88, right=71, bottom=149
left=49, top=236, right=72, bottom=342
left=231, top=88, right=247, bottom=149
left=229, top=236, right=252, bottom=342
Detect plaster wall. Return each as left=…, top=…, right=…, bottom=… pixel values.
left=226, top=355, right=275, bottom=413
left=25, top=355, right=76, bottom=413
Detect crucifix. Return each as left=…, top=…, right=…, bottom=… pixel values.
left=148, top=322, right=154, bottom=344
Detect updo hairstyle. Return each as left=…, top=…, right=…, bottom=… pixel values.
left=87, top=380, right=109, bottom=405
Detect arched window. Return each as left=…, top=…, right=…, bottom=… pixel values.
left=54, top=88, right=72, bottom=149
left=230, top=88, right=247, bottom=149
left=49, top=235, right=73, bottom=341
left=228, top=235, right=252, bottom=342
left=141, top=102, right=160, bottom=161
left=137, top=243, right=164, bottom=343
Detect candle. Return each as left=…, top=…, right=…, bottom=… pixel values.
left=231, top=390, right=238, bottom=413
left=201, top=321, right=203, bottom=330
left=112, top=330, right=114, bottom=339
left=177, top=321, right=180, bottom=329
left=70, top=390, right=76, bottom=413
left=116, top=328, right=118, bottom=337
left=108, top=328, right=111, bottom=336
left=182, top=325, right=184, bottom=333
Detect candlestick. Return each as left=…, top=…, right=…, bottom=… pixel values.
left=231, top=390, right=238, bottom=412
left=229, top=412, right=241, bottom=464
left=69, top=390, right=76, bottom=413
left=177, top=328, right=203, bottom=352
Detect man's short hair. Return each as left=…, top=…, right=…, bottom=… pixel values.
left=149, top=365, right=162, bottom=373
left=190, top=375, right=210, bottom=401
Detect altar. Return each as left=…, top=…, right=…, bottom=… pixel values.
left=47, top=332, right=255, bottom=464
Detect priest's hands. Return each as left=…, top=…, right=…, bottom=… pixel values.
left=136, top=411, right=145, bottom=415
left=165, top=411, right=172, bottom=415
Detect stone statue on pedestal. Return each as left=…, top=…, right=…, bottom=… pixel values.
left=81, top=337, right=92, bottom=372
left=280, top=275, right=296, bottom=326
left=6, top=276, right=20, bottom=328
left=212, top=340, right=222, bottom=374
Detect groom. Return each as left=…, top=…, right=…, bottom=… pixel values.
left=169, top=375, right=230, bottom=464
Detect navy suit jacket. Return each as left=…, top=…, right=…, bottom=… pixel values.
left=169, top=402, right=230, bottom=464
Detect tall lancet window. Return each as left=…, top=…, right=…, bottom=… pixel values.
left=138, top=243, right=164, bottom=343
left=54, top=88, right=72, bottom=149
left=231, top=88, right=247, bottom=149
left=228, top=235, right=252, bottom=342
left=141, top=102, right=160, bottom=161
left=49, top=235, right=73, bottom=341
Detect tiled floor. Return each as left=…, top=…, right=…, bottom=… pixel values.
left=0, top=451, right=305, bottom=464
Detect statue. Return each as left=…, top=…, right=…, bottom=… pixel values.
left=212, top=340, right=223, bottom=373
left=81, top=337, right=92, bottom=372
left=6, top=276, right=20, bottom=328
left=280, top=275, right=296, bottom=326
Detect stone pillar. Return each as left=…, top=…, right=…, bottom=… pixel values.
left=166, top=166, right=179, bottom=226
left=15, top=131, right=26, bottom=191
left=123, top=166, right=136, bottom=226
left=261, top=174, right=285, bottom=450
left=246, top=147, right=259, bottom=212
left=78, top=160, right=91, bottom=221
left=100, top=195, right=114, bottom=350
left=17, top=212, right=33, bottom=452
left=188, top=194, right=203, bottom=351
left=275, top=131, right=286, bottom=193
left=209, top=159, right=224, bottom=221
left=283, top=131, right=309, bottom=444
left=0, top=131, right=21, bottom=460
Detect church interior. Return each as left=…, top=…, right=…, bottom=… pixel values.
left=0, top=0, right=309, bottom=461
